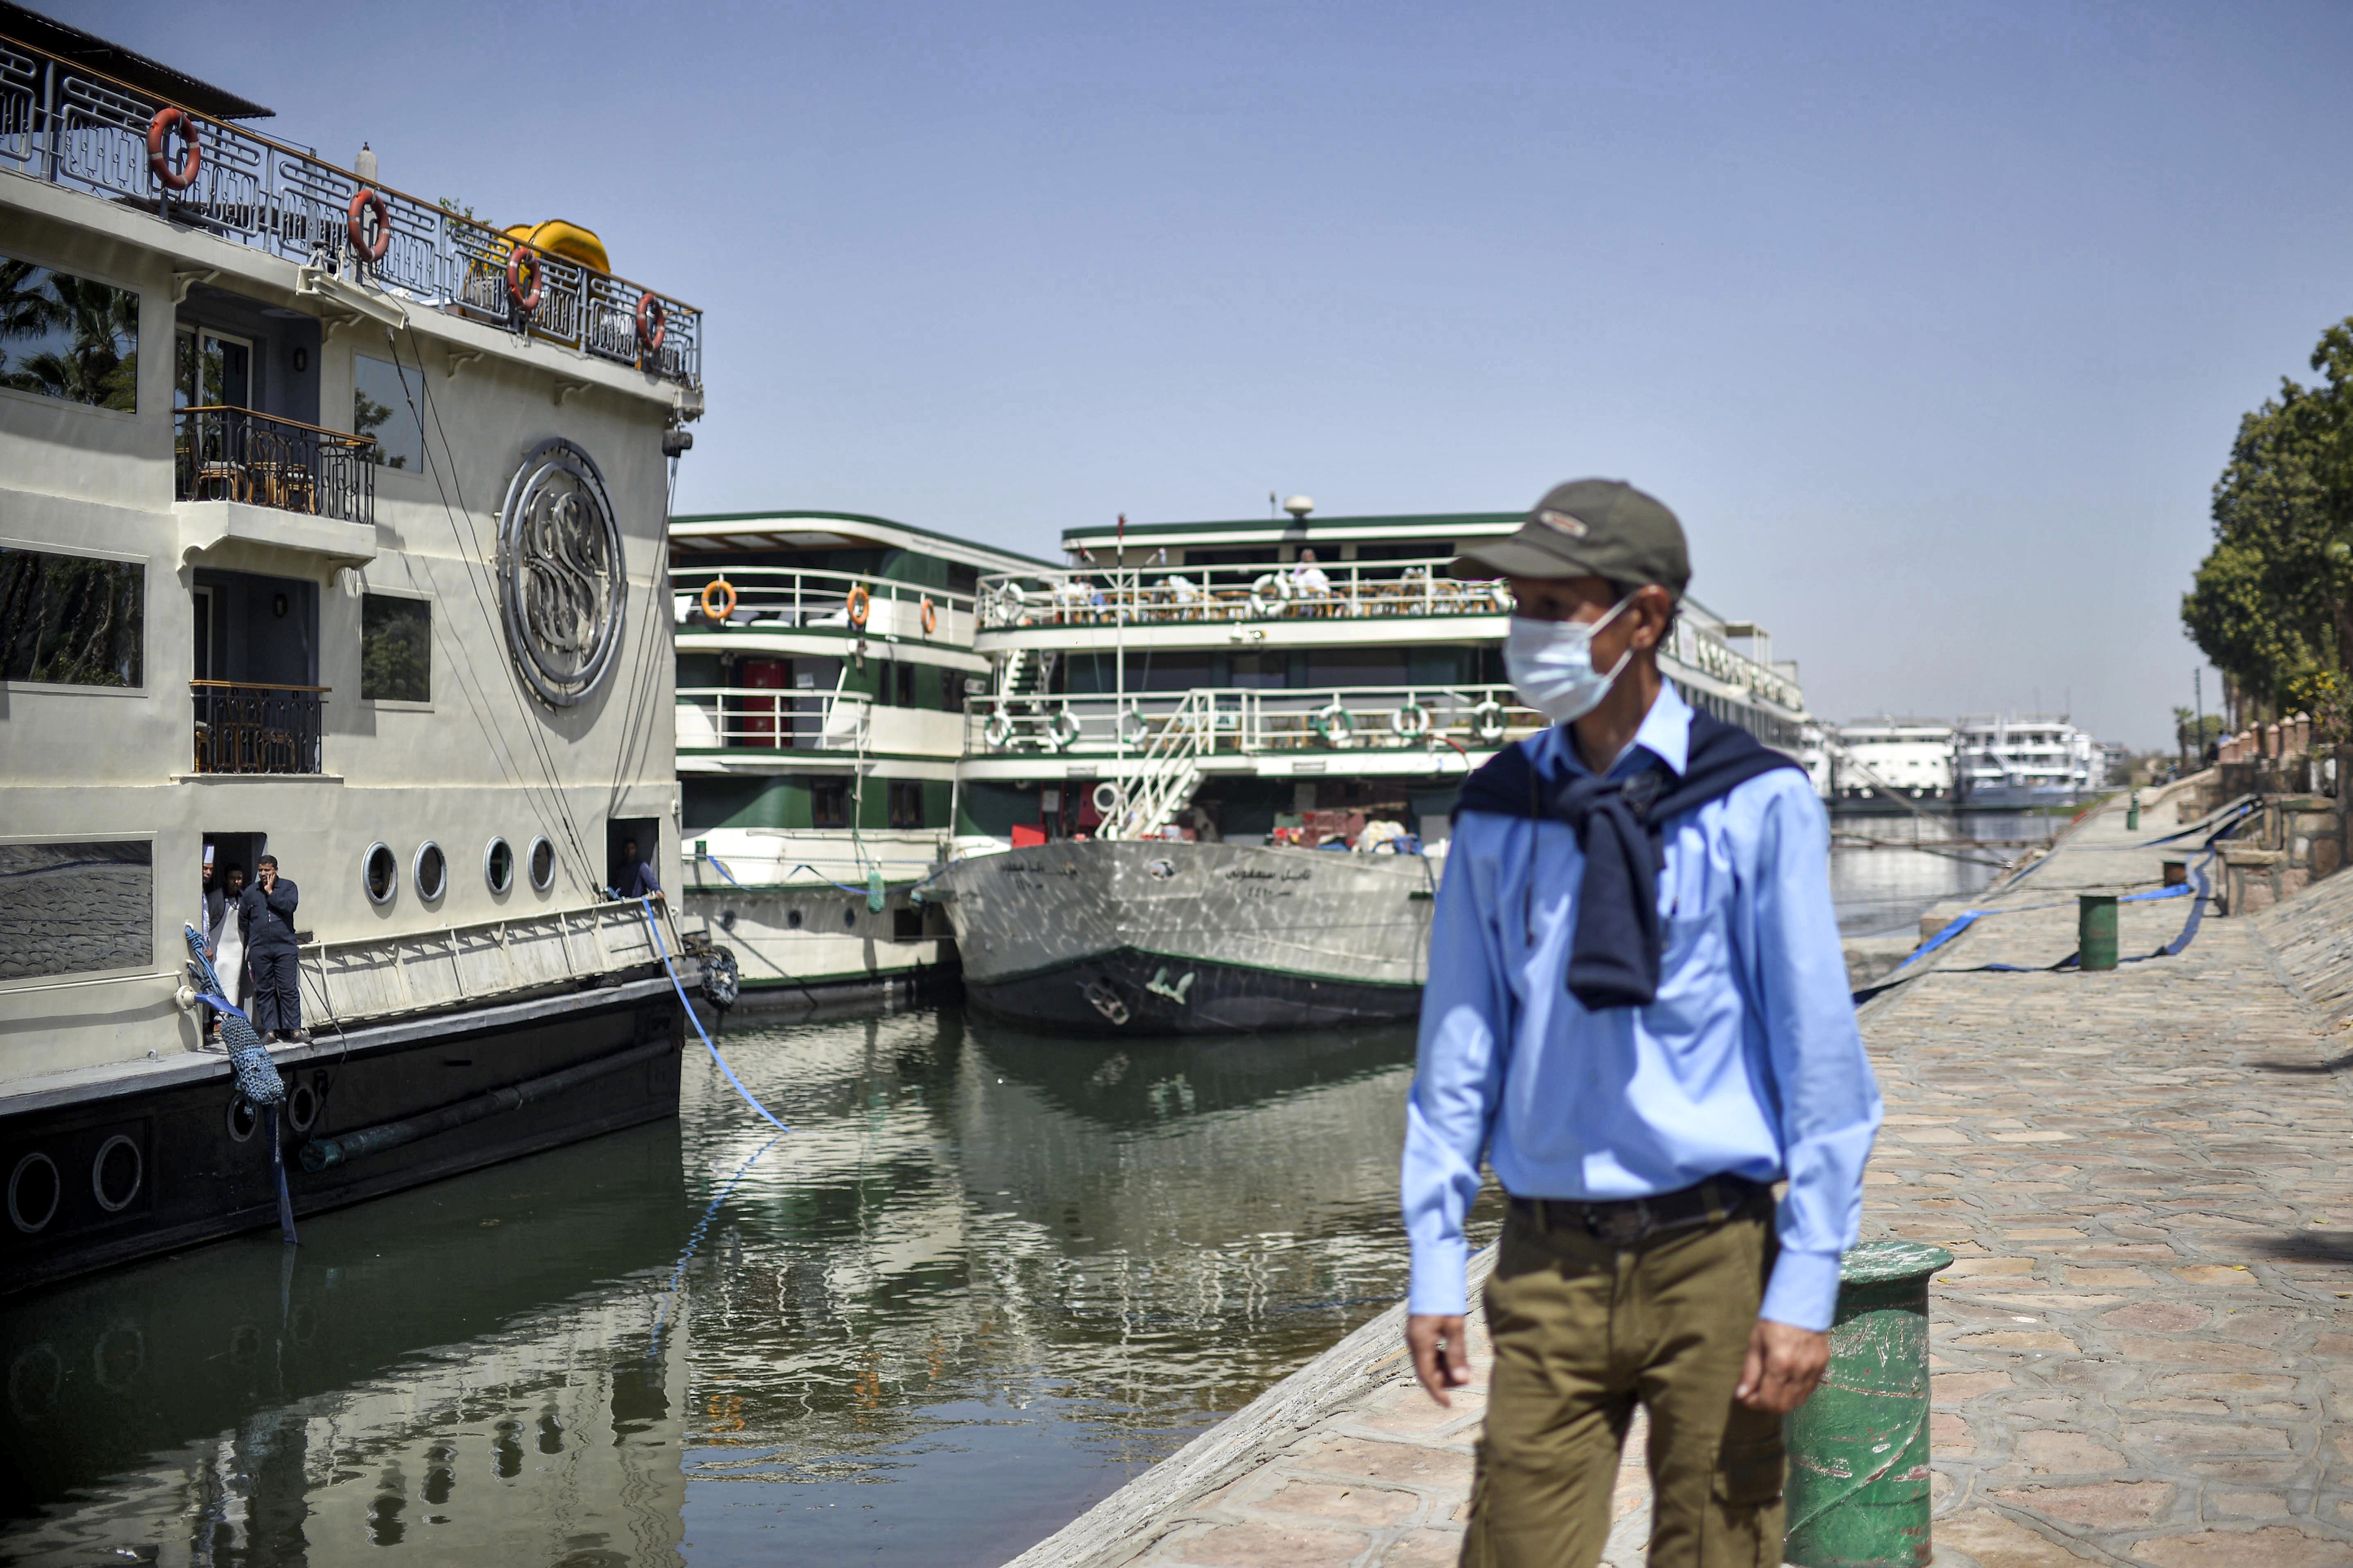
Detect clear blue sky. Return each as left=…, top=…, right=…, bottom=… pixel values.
left=75, top=0, right=2353, bottom=747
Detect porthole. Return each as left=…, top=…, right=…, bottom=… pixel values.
left=287, top=1077, right=321, bottom=1134
left=92, top=1325, right=144, bottom=1388
left=485, top=837, right=514, bottom=894
left=527, top=835, right=556, bottom=892
left=363, top=842, right=398, bottom=905
left=226, top=1098, right=257, bottom=1143
left=786, top=907, right=803, bottom=930
left=8, top=1153, right=60, bottom=1234
left=842, top=904, right=858, bottom=930
left=91, top=1135, right=142, bottom=1213
left=414, top=841, right=446, bottom=902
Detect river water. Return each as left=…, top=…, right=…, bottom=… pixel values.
left=0, top=825, right=2034, bottom=1566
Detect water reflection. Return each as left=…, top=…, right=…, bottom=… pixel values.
left=0, top=1009, right=1480, bottom=1567
left=1827, top=810, right=2059, bottom=937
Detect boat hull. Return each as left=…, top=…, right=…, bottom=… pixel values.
left=0, top=983, right=683, bottom=1296
left=938, top=841, right=1433, bottom=1036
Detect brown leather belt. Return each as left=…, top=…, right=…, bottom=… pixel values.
left=1511, top=1174, right=1768, bottom=1247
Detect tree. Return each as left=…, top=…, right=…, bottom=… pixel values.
left=2183, top=319, right=2353, bottom=736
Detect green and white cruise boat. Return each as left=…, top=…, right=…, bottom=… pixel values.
left=933, top=501, right=1809, bottom=1034
left=668, top=511, right=1047, bottom=1012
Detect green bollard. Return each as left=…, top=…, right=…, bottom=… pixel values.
left=2126, top=790, right=2140, bottom=830
left=1785, top=1240, right=1955, bottom=1568
left=2077, top=893, right=2118, bottom=971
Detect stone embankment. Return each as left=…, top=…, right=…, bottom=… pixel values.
left=1011, top=779, right=2353, bottom=1568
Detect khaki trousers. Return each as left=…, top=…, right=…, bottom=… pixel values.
left=1461, top=1194, right=1785, bottom=1568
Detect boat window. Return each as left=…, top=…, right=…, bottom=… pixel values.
left=414, top=842, right=446, bottom=901
left=888, top=780, right=926, bottom=829
left=485, top=837, right=513, bottom=894
left=363, top=842, right=397, bottom=905
left=0, top=255, right=138, bottom=411
left=176, top=326, right=249, bottom=412
left=0, top=546, right=143, bottom=688
left=528, top=836, right=556, bottom=892
left=811, top=777, right=851, bottom=830
left=0, top=841, right=151, bottom=980
left=351, top=354, right=425, bottom=470
left=360, top=593, right=430, bottom=701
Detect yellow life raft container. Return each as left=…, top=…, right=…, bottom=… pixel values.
left=500, top=219, right=611, bottom=276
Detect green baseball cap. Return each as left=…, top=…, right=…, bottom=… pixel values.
left=1450, top=478, right=1690, bottom=597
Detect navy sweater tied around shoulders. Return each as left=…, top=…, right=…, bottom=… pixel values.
left=1454, top=708, right=1803, bottom=1011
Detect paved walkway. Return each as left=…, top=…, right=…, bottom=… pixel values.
left=1011, top=783, right=2353, bottom=1568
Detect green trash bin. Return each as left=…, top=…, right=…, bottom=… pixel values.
left=2078, top=893, right=2118, bottom=972
left=1784, top=1240, right=1954, bottom=1568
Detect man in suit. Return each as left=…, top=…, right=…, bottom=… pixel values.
left=240, top=853, right=303, bottom=1042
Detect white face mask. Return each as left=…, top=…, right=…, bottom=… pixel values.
left=1504, top=596, right=1635, bottom=724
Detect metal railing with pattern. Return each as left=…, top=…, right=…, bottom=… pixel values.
left=0, top=39, right=702, bottom=385
left=175, top=405, right=375, bottom=524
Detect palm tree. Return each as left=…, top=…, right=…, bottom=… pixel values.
left=0, top=266, right=138, bottom=411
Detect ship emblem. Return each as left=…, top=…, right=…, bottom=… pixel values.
left=1145, top=966, right=1196, bottom=1003
left=495, top=439, right=627, bottom=707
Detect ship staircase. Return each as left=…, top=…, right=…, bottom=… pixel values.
left=1100, top=689, right=1211, bottom=840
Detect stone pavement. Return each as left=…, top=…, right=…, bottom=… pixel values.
left=1010, top=781, right=2353, bottom=1568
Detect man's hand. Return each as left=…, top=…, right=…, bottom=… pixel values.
left=1736, top=1318, right=1830, bottom=1413
left=1407, top=1313, right=1472, bottom=1407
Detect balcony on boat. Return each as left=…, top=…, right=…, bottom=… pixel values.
left=670, top=566, right=974, bottom=647
left=190, top=679, right=326, bottom=774
left=976, top=559, right=1511, bottom=630
left=677, top=687, right=871, bottom=753
left=175, top=406, right=375, bottom=526
left=0, top=34, right=701, bottom=385
left=964, top=684, right=1549, bottom=760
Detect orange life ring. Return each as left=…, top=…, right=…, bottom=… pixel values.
left=146, top=107, right=200, bottom=192
left=346, top=188, right=392, bottom=262
left=636, top=292, right=666, bottom=353
left=920, top=596, right=938, bottom=635
left=699, top=579, right=737, bottom=621
left=846, top=584, right=871, bottom=629
left=506, top=244, right=544, bottom=312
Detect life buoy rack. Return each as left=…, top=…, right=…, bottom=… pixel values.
left=1046, top=708, right=1082, bottom=751
left=920, top=596, right=938, bottom=635
left=146, top=107, right=200, bottom=191
left=346, top=188, right=392, bottom=262
left=1311, top=703, right=1354, bottom=746
left=1250, top=572, right=1294, bottom=616
left=1468, top=699, right=1508, bottom=745
left=636, top=292, right=666, bottom=353
left=846, top=584, right=872, bottom=629
left=699, top=579, right=737, bottom=621
left=506, top=244, right=544, bottom=312
left=984, top=709, right=1015, bottom=749
left=1391, top=701, right=1432, bottom=740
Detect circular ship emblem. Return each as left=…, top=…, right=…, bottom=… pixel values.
left=495, top=439, right=627, bottom=707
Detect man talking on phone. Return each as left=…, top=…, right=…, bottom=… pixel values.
left=240, top=853, right=303, bottom=1043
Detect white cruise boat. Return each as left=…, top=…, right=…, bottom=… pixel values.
left=1830, top=718, right=1956, bottom=808
left=933, top=502, right=1809, bottom=1033
left=0, top=11, right=707, bottom=1290
left=668, top=511, right=1047, bottom=1011
left=1953, top=713, right=2104, bottom=809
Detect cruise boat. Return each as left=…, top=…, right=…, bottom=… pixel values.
left=931, top=502, right=1809, bottom=1033
left=0, top=11, right=709, bottom=1290
left=1953, top=713, right=2104, bottom=809
left=1828, top=718, right=1956, bottom=809
left=668, top=510, right=1047, bottom=1012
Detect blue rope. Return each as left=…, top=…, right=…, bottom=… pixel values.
left=695, top=854, right=879, bottom=898
left=649, top=1132, right=781, bottom=1358
left=640, top=898, right=791, bottom=1134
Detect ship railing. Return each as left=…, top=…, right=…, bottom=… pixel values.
left=174, top=405, right=375, bottom=525
left=1094, top=688, right=1215, bottom=839
left=190, top=679, right=326, bottom=775
left=965, top=684, right=1549, bottom=758
left=677, top=687, right=872, bottom=751
left=1665, top=620, right=1801, bottom=710
left=0, top=38, right=702, bottom=386
left=301, top=898, right=665, bottom=1026
left=974, top=559, right=1512, bottom=629
left=670, top=566, right=975, bottom=645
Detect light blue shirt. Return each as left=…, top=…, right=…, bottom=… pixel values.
left=1401, top=681, right=1881, bottom=1330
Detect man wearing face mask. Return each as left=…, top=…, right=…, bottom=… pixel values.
left=1400, top=479, right=1881, bottom=1568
